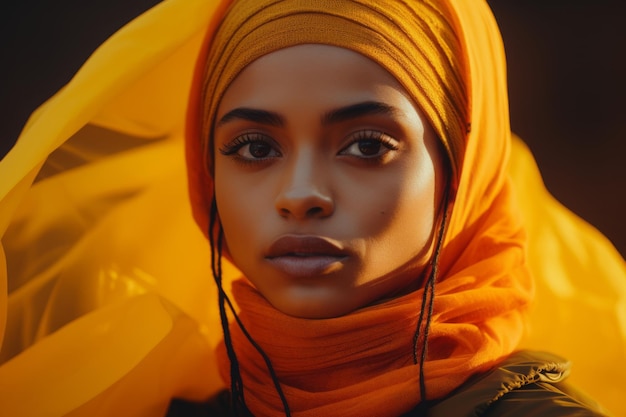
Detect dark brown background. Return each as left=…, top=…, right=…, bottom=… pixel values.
left=1, top=1, right=624, bottom=256
left=489, top=1, right=626, bottom=258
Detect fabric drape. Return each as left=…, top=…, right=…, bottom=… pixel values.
left=0, top=0, right=624, bottom=416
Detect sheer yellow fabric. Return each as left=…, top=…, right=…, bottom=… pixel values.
left=511, top=138, right=626, bottom=413
left=0, top=0, right=624, bottom=416
left=0, top=2, right=232, bottom=416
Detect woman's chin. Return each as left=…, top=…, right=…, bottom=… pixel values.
left=265, top=288, right=363, bottom=319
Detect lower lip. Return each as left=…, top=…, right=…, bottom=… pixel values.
left=266, top=255, right=347, bottom=278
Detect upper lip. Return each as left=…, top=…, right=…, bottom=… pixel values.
left=265, top=235, right=348, bottom=258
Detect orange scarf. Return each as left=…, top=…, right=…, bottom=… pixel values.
left=217, top=273, right=529, bottom=416
left=185, top=0, right=534, bottom=415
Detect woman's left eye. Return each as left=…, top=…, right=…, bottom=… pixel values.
left=339, top=130, right=399, bottom=158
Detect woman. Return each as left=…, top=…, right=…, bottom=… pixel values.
left=0, top=0, right=623, bottom=416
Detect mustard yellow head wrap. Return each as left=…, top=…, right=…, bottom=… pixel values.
left=199, top=0, right=469, bottom=180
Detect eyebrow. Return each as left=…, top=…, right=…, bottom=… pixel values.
left=216, top=101, right=399, bottom=128
left=321, top=101, right=400, bottom=125
left=217, top=107, right=285, bottom=127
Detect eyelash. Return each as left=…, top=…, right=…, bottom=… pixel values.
left=218, top=129, right=399, bottom=163
left=218, top=133, right=281, bottom=161
left=339, top=130, right=399, bottom=159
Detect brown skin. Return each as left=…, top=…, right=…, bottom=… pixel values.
left=213, top=45, right=445, bottom=319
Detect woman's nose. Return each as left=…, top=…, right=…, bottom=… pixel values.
left=274, top=154, right=334, bottom=220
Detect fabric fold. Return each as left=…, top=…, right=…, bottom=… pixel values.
left=0, top=0, right=623, bottom=416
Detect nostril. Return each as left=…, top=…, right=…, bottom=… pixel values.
left=279, top=206, right=325, bottom=218
left=306, top=207, right=324, bottom=217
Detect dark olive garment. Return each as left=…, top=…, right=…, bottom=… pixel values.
left=166, top=350, right=609, bottom=417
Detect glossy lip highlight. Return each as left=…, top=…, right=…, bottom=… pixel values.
left=265, top=235, right=350, bottom=278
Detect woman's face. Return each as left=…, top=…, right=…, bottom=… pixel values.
left=213, top=45, right=444, bottom=319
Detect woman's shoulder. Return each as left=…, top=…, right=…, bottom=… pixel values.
left=424, top=350, right=610, bottom=417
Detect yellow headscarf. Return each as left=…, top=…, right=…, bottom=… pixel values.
left=0, top=0, right=624, bottom=416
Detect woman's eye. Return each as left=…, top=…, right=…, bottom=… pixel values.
left=219, top=134, right=281, bottom=161
left=243, top=141, right=276, bottom=158
left=340, top=130, right=399, bottom=158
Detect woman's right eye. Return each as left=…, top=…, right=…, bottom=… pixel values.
left=219, top=133, right=281, bottom=161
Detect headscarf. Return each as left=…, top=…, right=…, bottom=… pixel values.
left=185, top=0, right=533, bottom=415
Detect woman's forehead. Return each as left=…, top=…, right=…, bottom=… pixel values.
left=216, top=44, right=414, bottom=116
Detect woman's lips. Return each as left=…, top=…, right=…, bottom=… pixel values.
left=265, top=235, right=349, bottom=277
